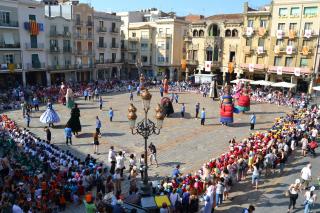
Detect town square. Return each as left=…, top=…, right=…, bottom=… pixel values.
left=0, top=0, right=320, bottom=213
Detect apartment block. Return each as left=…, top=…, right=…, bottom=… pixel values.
left=94, top=11, right=122, bottom=80
left=240, top=3, right=272, bottom=81
left=268, top=0, right=320, bottom=92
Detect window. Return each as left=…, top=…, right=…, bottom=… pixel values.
left=0, top=11, right=10, bottom=24
left=289, top=23, right=297, bottom=30
left=112, top=38, right=116, bottom=47
left=99, top=53, right=104, bottom=63
left=199, top=30, right=204, bottom=37
left=141, top=56, right=148, bottom=63
left=50, top=39, right=58, bottom=48
left=193, top=50, right=198, bottom=60
left=112, top=22, right=116, bottom=31
left=300, top=58, right=308, bottom=67
left=31, top=54, right=40, bottom=68
left=274, top=56, right=281, bottom=66
left=246, top=38, right=252, bottom=46
left=206, top=50, right=213, bottom=61
left=141, top=43, right=148, bottom=49
left=75, top=14, right=80, bottom=22
left=276, top=39, right=283, bottom=45
left=63, top=40, right=70, bottom=49
left=4, top=54, right=13, bottom=64
left=50, top=25, right=56, bottom=34
left=157, top=42, right=165, bottom=50
left=304, top=22, right=312, bottom=30
left=302, top=40, right=311, bottom=46
left=290, top=7, right=300, bottom=16
left=232, top=29, right=238, bottom=37
left=245, top=56, right=251, bottom=63
left=159, top=28, right=163, bottom=34
left=165, top=28, right=171, bottom=34
left=213, top=46, right=219, bottom=61
left=285, top=57, right=293, bottom=66
left=260, top=20, right=267, bottom=28
left=29, top=15, right=36, bottom=21
left=63, top=26, right=69, bottom=34
left=278, top=23, right=285, bottom=30
left=193, top=30, right=198, bottom=37
left=166, top=42, right=170, bottom=50
left=132, top=32, right=136, bottom=37
left=208, top=24, right=219, bottom=36
left=30, top=35, right=37, bottom=48
left=303, top=7, right=318, bottom=16
left=141, top=31, right=148, bottom=38
left=87, top=16, right=92, bottom=22
left=247, top=20, right=253, bottom=27
left=225, top=29, right=231, bottom=37
left=288, top=40, right=295, bottom=46
left=258, top=38, right=265, bottom=47
left=112, top=53, right=116, bottom=62
left=279, top=8, right=288, bottom=16
left=99, top=21, right=104, bottom=28
left=98, top=37, right=104, bottom=46
left=257, top=57, right=264, bottom=64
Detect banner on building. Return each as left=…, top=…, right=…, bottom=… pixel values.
left=304, top=29, right=312, bottom=39
left=257, top=46, right=264, bottom=54
left=8, top=64, right=15, bottom=73
left=181, top=59, right=187, bottom=70
left=276, top=66, right=283, bottom=75
left=205, top=61, right=212, bottom=72
left=286, top=46, right=293, bottom=54
left=276, top=30, right=283, bottom=39
left=294, top=68, right=301, bottom=77
left=249, top=64, right=254, bottom=72
left=246, top=27, right=253, bottom=37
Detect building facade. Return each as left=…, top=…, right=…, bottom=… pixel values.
left=0, top=0, right=22, bottom=88
left=94, top=11, right=122, bottom=80
left=268, top=0, right=320, bottom=92
left=240, top=3, right=272, bottom=81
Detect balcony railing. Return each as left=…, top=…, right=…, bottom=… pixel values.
left=184, top=35, right=192, bottom=42
left=74, top=33, right=82, bottom=39
left=0, top=43, right=21, bottom=49
left=63, top=32, right=71, bottom=38
left=87, top=33, right=93, bottom=39
left=25, top=43, right=44, bottom=49
left=74, top=49, right=83, bottom=55
left=26, top=63, right=45, bottom=70
left=111, top=43, right=119, bottom=49
left=244, top=46, right=253, bottom=55
left=0, top=63, right=22, bottom=70
left=49, top=46, right=60, bottom=53
left=97, top=43, right=107, bottom=48
left=87, top=21, right=93, bottom=26
left=0, top=20, right=19, bottom=28
left=97, top=27, right=107, bottom=33
left=76, top=63, right=95, bottom=69
left=63, top=47, right=72, bottom=53
left=96, top=59, right=121, bottom=64
left=75, top=20, right=83, bottom=26
left=186, top=59, right=198, bottom=66
left=157, top=33, right=172, bottom=38
left=128, top=37, right=139, bottom=42
left=110, top=28, right=119, bottom=33
left=47, top=64, right=76, bottom=70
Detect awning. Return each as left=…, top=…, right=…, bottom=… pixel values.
left=3, top=32, right=14, bottom=44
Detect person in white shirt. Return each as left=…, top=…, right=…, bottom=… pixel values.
left=301, top=135, right=309, bottom=157
left=108, top=146, right=116, bottom=175
left=12, top=203, right=23, bottom=213
left=311, top=127, right=318, bottom=140
left=301, top=164, right=312, bottom=189
left=116, top=151, right=126, bottom=178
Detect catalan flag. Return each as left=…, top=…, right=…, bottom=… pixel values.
left=29, top=21, right=39, bottom=35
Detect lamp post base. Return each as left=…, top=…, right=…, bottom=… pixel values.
left=140, top=182, right=152, bottom=197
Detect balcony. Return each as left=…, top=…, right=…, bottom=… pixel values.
left=274, top=45, right=286, bottom=54
left=128, top=37, right=139, bottom=42
left=47, top=64, right=76, bottom=70
left=257, top=46, right=266, bottom=55
left=111, top=43, right=119, bottom=49
left=211, top=61, right=222, bottom=68
left=157, top=33, right=172, bottom=39
left=75, top=20, right=83, bottom=26
left=184, top=35, right=192, bottom=42
left=300, top=46, right=313, bottom=56
left=110, top=28, right=119, bottom=34
left=49, top=46, right=60, bottom=53
left=97, top=27, right=107, bottom=33
left=257, top=27, right=267, bottom=37
left=128, top=47, right=138, bottom=52
left=97, top=43, right=107, bottom=48
left=74, top=33, right=83, bottom=40
left=74, top=49, right=83, bottom=55
left=87, top=33, right=93, bottom=39
left=25, top=43, right=44, bottom=50
left=26, top=63, right=45, bottom=70
left=49, top=31, right=60, bottom=37
left=243, top=27, right=254, bottom=37
left=0, top=42, right=21, bottom=49
left=268, top=66, right=311, bottom=75
left=0, top=63, right=22, bottom=71
left=127, top=60, right=136, bottom=64
left=63, top=47, right=72, bottom=53
left=77, top=63, right=95, bottom=69
left=186, top=59, right=198, bottom=66
left=96, top=59, right=122, bottom=65
left=0, top=20, right=19, bottom=28
left=285, top=46, right=297, bottom=55
left=63, top=32, right=71, bottom=38
left=86, top=21, right=93, bottom=26
left=188, top=44, right=199, bottom=50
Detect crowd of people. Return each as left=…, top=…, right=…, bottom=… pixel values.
left=0, top=79, right=319, bottom=213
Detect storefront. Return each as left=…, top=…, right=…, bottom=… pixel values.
left=25, top=71, right=47, bottom=86
left=0, top=71, right=23, bottom=88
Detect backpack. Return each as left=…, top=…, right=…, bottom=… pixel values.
left=242, top=208, right=249, bottom=213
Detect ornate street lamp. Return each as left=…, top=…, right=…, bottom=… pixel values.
left=127, top=89, right=165, bottom=196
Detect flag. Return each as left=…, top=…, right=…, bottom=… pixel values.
left=29, top=21, right=39, bottom=35
left=8, top=64, right=15, bottom=73
left=257, top=46, right=264, bottom=54
left=181, top=59, right=186, bottom=70
left=249, top=64, right=254, bottom=72
left=246, top=27, right=253, bottom=37
left=286, top=46, right=293, bottom=54
left=228, top=62, right=234, bottom=73
left=304, top=29, right=312, bottom=39
left=277, top=67, right=283, bottom=75
left=294, top=68, right=300, bottom=77
left=205, top=61, right=212, bottom=72
left=276, top=30, right=283, bottom=39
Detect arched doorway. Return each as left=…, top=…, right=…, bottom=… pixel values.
left=165, top=68, right=170, bottom=79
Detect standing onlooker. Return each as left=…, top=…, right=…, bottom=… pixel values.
left=215, top=177, right=225, bottom=207
left=301, top=163, right=312, bottom=190
left=287, top=179, right=301, bottom=212
left=24, top=113, right=31, bottom=127
left=169, top=188, right=181, bottom=213
left=139, top=154, right=145, bottom=179
left=174, top=93, right=179, bottom=103
left=252, top=162, right=259, bottom=190
left=148, top=142, right=158, bottom=167
left=116, top=151, right=126, bottom=179
left=44, top=126, right=51, bottom=143
left=64, top=124, right=72, bottom=146
left=108, top=146, right=116, bottom=175
left=181, top=103, right=185, bottom=118
left=279, top=149, right=286, bottom=174
left=33, top=96, right=39, bottom=111
left=304, top=186, right=317, bottom=213
left=99, top=96, right=103, bottom=110
left=128, top=154, right=136, bottom=180
left=83, top=89, right=88, bottom=101
left=108, top=107, right=114, bottom=122
left=250, top=113, right=256, bottom=130
left=88, top=89, right=92, bottom=101
left=160, top=86, right=164, bottom=97
left=200, top=108, right=206, bottom=126
left=95, top=116, right=101, bottom=137
left=94, top=87, right=99, bottom=100
left=195, top=102, right=200, bottom=119
left=129, top=92, right=133, bottom=101
left=310, top=127, right=318, bottom=141
left=93, top=132, right=99, bottom=154
left=301, top=135, right=309, bottom=157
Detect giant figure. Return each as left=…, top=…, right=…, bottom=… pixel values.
left=220, top=86, right=234, bottom=126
